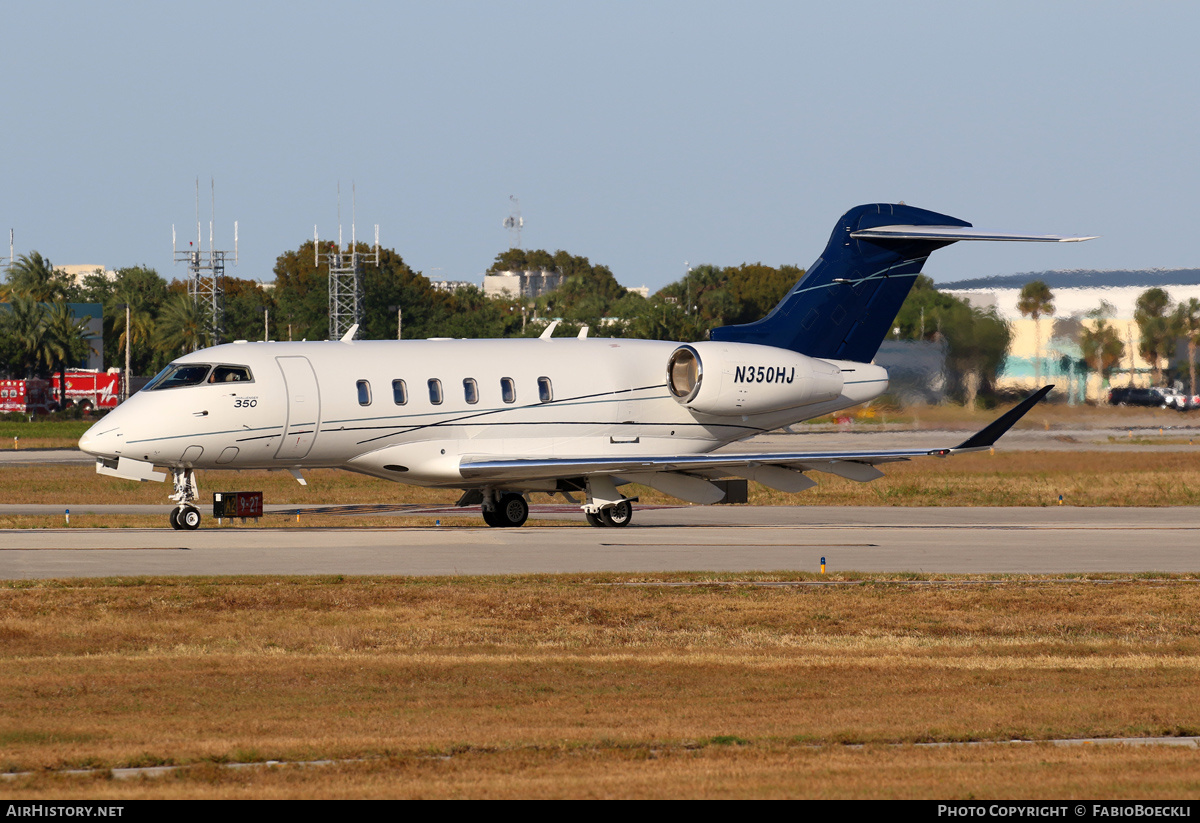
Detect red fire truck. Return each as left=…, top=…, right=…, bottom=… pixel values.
left=0, top=370, right=121, bottom=414
left=51, top=369, right=121, bottom=411
left=0, top=378, right=54, bottom=414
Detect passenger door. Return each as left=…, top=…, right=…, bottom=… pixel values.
left=275, top=356, right=321, bottom=460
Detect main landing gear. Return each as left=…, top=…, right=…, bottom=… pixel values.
left=169, top=467, right=202, bottom=530
left=581, top=475, right=635, bottom=528
left=584, top=499, right=633, bottom=528
left=481, top=492, right=529, bottom=528
left=475, top=480, right=635, bottom=528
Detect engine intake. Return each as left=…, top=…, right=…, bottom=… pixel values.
left=666, top=342, right=844, bottom=416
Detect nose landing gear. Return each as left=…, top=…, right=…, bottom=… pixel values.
left=169, top=468, right=202, bottom=530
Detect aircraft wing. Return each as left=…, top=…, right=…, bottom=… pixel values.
left=459, top=387, right=1051, bottom=490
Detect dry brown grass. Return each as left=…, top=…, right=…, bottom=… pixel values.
left=4, top=451, right=1200, bottom=510
left=5, top=744, right=1200, bottom=800
left=2, top=576, right=1200, bottom=798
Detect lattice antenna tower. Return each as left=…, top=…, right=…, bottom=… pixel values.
left=1, top=230, right=13, bottom=274
left=314, top=183, right=379, bottom=341
left=173, top=178, right=237, bottom=346
left=503, top=195, right=523, bottom=249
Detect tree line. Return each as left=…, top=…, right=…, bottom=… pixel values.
left=5, top=240, right=1116, bottom=407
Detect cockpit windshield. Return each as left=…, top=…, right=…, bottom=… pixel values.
left=144, top=363, right=254, bottom=391
left=148, top=364, right=212, bottom=390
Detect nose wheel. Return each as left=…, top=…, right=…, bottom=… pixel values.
left=168, top=468, right=202, bottom=530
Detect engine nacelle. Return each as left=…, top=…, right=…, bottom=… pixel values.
left=665, top=342, right=844, bottom=416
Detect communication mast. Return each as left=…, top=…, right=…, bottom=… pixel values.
left=503, top=195, right=523, bottom=249
left=173, top=179, right=237, bottom=346
left=1, top=230, right=12, bottom=273
left=315, top=183, right=379, bottom=341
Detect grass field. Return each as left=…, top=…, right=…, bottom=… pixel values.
left=2, top=575, right=1199, bottom=799
left=3, top=408, right=1198, bottom=797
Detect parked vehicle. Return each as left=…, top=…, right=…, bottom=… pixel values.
left=0, top=378, right=54, bottom=414
left=1108, top=386, right=1194, bottom=410
left=50, top=369, right=121, bottom=412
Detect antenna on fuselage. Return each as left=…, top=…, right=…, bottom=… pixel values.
left=314, top=182, right=379, bottom=342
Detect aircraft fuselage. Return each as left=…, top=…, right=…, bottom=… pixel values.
left=80, top=337, right=887, bottom=489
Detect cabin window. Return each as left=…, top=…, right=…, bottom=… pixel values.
left=392, top=379, right=408, bottom=405
left=428, top=378, right=443, bottom=405
left=500, top=377, right=516, bottom=404
left=357, top=380, right=372, bottom=406
left=463, top=378, right=479, bottom=405
left=538, top=376, right=553, bottom=403
left=149, top=363, right=212, bottom=390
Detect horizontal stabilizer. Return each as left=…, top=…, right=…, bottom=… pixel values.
left=851, top=226, right=1097, bottom=243
left=711, top=203, right=1095, bottom=363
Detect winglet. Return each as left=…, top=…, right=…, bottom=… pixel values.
left=947, top=386, right=1053, bottom=452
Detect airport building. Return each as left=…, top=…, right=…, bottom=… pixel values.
left=942, top=269, right=1200, bottom=401
left=483, top=268, right=565, bottom=300
left=59, top=264, right=117, bottom=285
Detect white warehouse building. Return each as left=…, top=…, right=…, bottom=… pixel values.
left=942, top=269, right=1200, bottom=402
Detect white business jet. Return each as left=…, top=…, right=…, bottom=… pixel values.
left=78, top=203, right=1093, bottom=530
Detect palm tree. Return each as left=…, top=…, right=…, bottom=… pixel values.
left=1080, top=301, right=1125, bottom=399
left=1135, top=288, right=1173, bottom=386
left=1017, top=281, right=1055, bottom=385
left=41, top=303, right=93, bottom=405
left=5, top=296, right=47, bottom=377
left=111, top=301, right=156, bottom=372
left=1172, top=298, right=1200, bottom=398
left=156, top=294, right=209, bottom=357
left=6, top=252, right=72, bottom=302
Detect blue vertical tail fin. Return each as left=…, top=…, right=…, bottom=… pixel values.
left=710, top=203, right=1093, bottom=363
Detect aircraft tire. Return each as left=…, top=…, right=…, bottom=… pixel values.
left=169, top=508, right=182, bottom=530
left=585, top=511, right=606, bottom=528
left=481, top=506, right=503, bottom=527
left=497, top=493, right=529, bottom=528
left=180, top=505, right=202, bottom=531
left=600, top=500, right=633, bottom=528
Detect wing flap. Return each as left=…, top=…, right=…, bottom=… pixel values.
left=458, top=387, right=1051, bottom=485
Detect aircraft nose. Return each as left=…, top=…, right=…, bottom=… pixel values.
left=78, top=420, right=121, bottom=458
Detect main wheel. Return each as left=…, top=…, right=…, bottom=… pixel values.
left=600, top=500, right=633, bottom=528
left=585, top=511, right=606, bottom=528
left=180, top=505, right=201, bottom=530
left=169, top=508, right=182, bottom=530
left=482, top=506, right=503, bottom=527
left=496, top=493, right=529, bottom=527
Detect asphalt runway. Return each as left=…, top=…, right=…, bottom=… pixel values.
left=1, top=505, right=1197, bottom=578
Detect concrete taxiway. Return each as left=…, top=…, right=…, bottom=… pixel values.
left=1, top=506, right=1196, bottom=579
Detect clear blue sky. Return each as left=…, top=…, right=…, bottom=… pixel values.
left=3, top=1, right=1197, bottom=293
